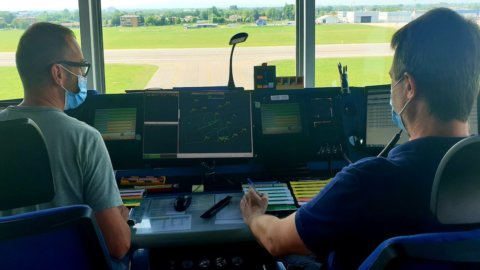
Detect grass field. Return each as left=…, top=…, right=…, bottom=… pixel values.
left=0, top=67, right=23, bottom=100
left=0, top=24, right=396, bottom=51
left=105, top=64, right=158, bottom=93
left=0, top=64, right=158, bottom=99
left=272, top=56, right=392, bottom=87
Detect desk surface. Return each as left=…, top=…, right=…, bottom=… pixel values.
left=130, top=192, right=254, bottom=248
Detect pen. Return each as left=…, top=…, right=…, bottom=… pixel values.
left=200, top=195, right=232, bottom=219
left=247, top=178, right=263, bottom=197
left=127, top=208, right=135, bottom=226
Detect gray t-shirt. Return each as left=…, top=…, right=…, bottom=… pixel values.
left=0, top=105, right=123, bottom=215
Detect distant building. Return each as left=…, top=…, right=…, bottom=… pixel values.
left=315, top=15, right=339, bottom=24
left=337, top=9, right=480, bottom=24
left=60, top=22, right=80, bottom=28
left=379, top=11, right=412, bottom=23
left=411, top=10, right=426, bottom=20
left=346, top=11, right=379, bottom=23
left=412, top=9, right=480, bottom=21
left=336, top=11, right=348, bottom=23
left=184, top=15, right=195, bottom=23
left=228, top=14, right=243, bottom=22
left=456, top=9, right=480, bottom=20
left=120, top=15, right=140, bottom=27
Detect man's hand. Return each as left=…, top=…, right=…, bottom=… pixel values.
left=95, top=206, right=131, bottom=259
left=118, top=205, right=129, bottom=221
left=240, top=188, right=269, bottom=225
left=240, top=189, right=310, bottom=257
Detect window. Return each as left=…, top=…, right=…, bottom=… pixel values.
left=0, top=1, right=80, bottom=100
left=1, top=1, right=479, bottom=95
left=310, top=1, right=480, bottom=87
left=100, top=0, right=296, bottom=92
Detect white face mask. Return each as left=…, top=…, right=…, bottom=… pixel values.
left=59, top=65, right=88, bottom=110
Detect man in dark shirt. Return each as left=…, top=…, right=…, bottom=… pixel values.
left=241, top=7, right=480, bottom=269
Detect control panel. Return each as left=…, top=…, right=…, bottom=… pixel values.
left=150, top=243, right=276, bottom=270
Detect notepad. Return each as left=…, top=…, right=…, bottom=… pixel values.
left=119, top=176, right=166, bottom=186
left=242, top=182, right=296, bottom=211
left=120, top=188, right=145, bottom=207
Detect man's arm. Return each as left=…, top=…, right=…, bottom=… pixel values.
left=82, top=132, right=131, bottom=259
left=95, top=205, right=131, bottom=259
left=241, top=188, right=311, bottom=257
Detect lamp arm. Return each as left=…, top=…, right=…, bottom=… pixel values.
left=228, top=43, right=237, bottom=89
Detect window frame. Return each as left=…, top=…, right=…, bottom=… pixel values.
left=78, top=0, right=317, bottom=93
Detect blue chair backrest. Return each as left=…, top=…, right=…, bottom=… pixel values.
left=430, top=135, right=480, bottom=224
left=0, top=204, right=113, bottom=270
left=358, top=228, right=480, bottom=270
left=358, top=136, right=480, bottom=270
left=0, top=118, right=54, bottom=210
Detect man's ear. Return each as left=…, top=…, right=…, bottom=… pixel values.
left=403, top=72, right=416, bottom=99
left=50, top=64, right=64, bottom=86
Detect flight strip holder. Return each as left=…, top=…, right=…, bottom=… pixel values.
left=254, top=64, right=276, bottom=90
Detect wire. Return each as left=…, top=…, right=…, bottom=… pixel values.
left=377, top=129, right=403, bottom=158
left=342, top=152, right=353, bottom=164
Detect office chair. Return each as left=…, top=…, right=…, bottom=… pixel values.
left=359, top=135, right=480, bottom=270
left=0, top=204, right=113, bottom=270
left=0, top=118, right=54, bottom=210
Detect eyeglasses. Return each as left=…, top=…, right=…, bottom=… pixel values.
left=391, top=76, right=405, bottom=91
left=54, top=60, right=91, bottom=77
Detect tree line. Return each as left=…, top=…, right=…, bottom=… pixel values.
left=1, top=3, right=479, bottom=29
left=105, top=4, right=296, bottom=26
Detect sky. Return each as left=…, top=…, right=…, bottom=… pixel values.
left=0, top=0, right=478, bottom=11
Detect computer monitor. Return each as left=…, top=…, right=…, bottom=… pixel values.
left=0, top=99, right=21, bottom=111
left=252, top=90, right=312, bottom=164
left=178, top=91, right=253, bottom=158
left=142, top=90, right=254, bottom=159
left=365, top=85, right=479, bottom=147
left=94, top=108, right=136, bottom=141
left=260, top=102, right=303, bottom=135
left=365, top=85, right=408, bottom=148
left=78, top=93, right=144, bottom=169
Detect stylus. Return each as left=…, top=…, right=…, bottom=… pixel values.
left=200, top=195, right=232, bottom=219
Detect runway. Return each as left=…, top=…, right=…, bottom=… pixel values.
left=0, top=43, right=393, bottom=90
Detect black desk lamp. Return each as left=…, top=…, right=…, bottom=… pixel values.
left=227, top=32, right=248, bottom=90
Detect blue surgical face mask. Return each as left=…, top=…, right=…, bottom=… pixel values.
left=390, top=77, right=411, bottom=132
left=59, top=65, right=88, bottom=110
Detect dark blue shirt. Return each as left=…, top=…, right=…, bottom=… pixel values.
left=295, top=137, right=464, bottom=270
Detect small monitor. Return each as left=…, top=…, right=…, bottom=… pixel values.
left=94, top=108, right=136, bottom=141
left=143, top=91, right=179, bottom=159
left=365, top=85, right=408, bottom=147
left=74, top=93, right=144, bottom=170
left=260, top=103, right=302, bottom=135
left=252, top=90, right=312, bottom=164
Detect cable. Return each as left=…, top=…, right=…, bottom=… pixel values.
left=200, top=161, right=235, bottom=187
left=342, top=152, right=353, bottom=164
left=377, top=129, right=403, bottom=158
